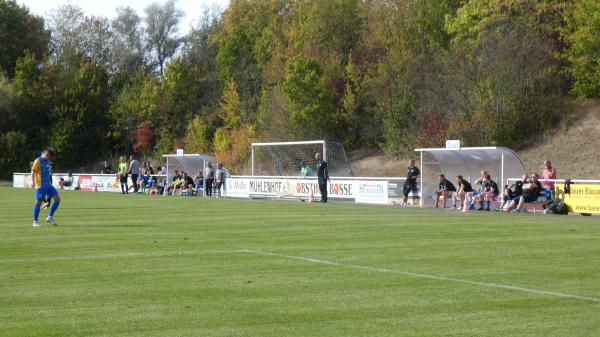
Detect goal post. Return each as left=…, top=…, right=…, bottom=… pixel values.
left=251, top=140, right=353, bottom=177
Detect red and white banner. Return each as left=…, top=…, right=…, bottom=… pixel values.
left=78, top=175, right=94, bottom=191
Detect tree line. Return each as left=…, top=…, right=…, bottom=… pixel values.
left=1, top=0, right=599, bottom=178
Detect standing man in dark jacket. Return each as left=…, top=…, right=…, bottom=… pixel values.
left=403, top=160, right=420, bottom=206
left=315, top=153, right=330, bottom=203
left=204, top=162, right=215, bottom=197
left=128, top=155, right=141, bottom=193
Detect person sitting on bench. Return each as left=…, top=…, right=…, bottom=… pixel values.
left=452, top=175, right=472, bottom=209
left=433, top=174, right=456, bottom=208
left=475, top=174, right=499, bottom=211
left=498, top=174, right=528, bottom=211
left=505, top=173, right=542, bottom=212
left=58, top=171, right=74, bottom=189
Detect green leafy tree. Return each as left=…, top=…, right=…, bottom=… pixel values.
left=283, top=55, right=337, bottom=139
left=50, top=59, right=111, bottom=166
left=0, top=0, right=50, bottom=78
left=184, top=116, right=212, bottom=154
left=562, top=0, right=600, bottom=98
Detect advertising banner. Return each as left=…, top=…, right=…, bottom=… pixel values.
left=226, top=178, right=250, bottom=198
left=12, top=173, right=392, bottom=204
left=96, top=175, right=121, bottom=193
left=79, top=175, right=94, bottom=191
left=12, top=173, right=156, bottom=193
left=225, top=177, right=389, bottom=204
left=244, top=178, right=357, bottom=199
left=355, top=180, right=389, bottom=204
left=564, top=184, right=600, bottom=214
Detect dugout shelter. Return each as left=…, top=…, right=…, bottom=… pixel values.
left=162, top=153, right=216, bottom=183
left=415, top=146, right=525, bottom=208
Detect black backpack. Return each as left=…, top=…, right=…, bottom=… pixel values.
left=544, top=190, right=567, bottom=215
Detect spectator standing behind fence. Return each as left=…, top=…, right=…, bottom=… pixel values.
left=118, top=156, right=128, bottom=194
left=542, top=160, right=557, bottom=199
left=204, top=162, right=215, bottom=197
left=300, top=161, right=313, bottom=177
left=100, top=161, right=112, bottom=174
left=215, top=163, right=226, bottom=198
left=128, top=155, right=140, bottom=193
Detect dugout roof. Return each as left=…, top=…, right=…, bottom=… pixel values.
left=414, top=147, right=526, bottom=207
left=162, top=154, right=216, bottom=182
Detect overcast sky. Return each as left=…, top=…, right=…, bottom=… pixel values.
left=17, top=0, right=230, bottom=34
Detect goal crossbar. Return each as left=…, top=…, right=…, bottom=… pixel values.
left=249, top=140, right=356, bottom=177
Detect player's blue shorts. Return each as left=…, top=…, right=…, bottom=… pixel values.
left=35, top=185, right=58, bottom=201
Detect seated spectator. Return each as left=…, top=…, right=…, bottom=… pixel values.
left=463, top=170, right=487, bottom=211
left=433, top=174, right=456, bottom=208
left=100, top=161, right=112, bottom=174
left=148, top=181, right=158, bottom=195
left=497, top=174, right=527, bottom=210
left=300, top=161, right=313, bottom=177
left=146, top=162, right=155, bottom=175
left=167, top=175, right=186, bottom=194
left=182, top=172, right=195, bottom=189
left=194, top=171, right=204, bottom=196
left=505, top=173, right=542, bottom=212
left=172, top=170, right=182, bottom=183
left=452, top=175, right=472, bottom=209
left=137, top=173, right=151, bottom=191
left=59, top=171, right=74, bottom=189
left=474, top=174, right=499, bottom=211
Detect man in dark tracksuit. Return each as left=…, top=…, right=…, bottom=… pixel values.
left=403, top=159, right=420, bottom=205
left=315, top=153, right=330, bottom=203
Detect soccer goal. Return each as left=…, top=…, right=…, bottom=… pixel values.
left=251, top=140, right=353, bottom=177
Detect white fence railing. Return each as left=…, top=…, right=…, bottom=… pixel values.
left=506, top=177, right=600, bottom=214
left=226, top=175, right=408, bottom=205
left=12, top=173, right=166, bottom=193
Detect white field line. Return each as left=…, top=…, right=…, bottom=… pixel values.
left=235, top=249, right=600, bottom=303
left=0, top=250, right=225, bottom=264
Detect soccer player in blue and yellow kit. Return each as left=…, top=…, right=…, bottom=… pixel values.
left=31, top=149, right=60, bottom=227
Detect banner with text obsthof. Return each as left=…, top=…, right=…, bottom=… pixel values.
left=564, top=184, right=600, bottom=214
left=13, top=173, right=390, bottom=204
left=226, top=177, right=388, bottom=204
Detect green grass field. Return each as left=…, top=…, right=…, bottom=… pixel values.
left=1, top=188, right=600, bottom=337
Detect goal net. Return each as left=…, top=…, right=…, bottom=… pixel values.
left=251, top=140, right=353, bottom=177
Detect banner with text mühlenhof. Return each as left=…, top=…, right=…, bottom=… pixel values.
left=225, top=177, right=389, bottom=204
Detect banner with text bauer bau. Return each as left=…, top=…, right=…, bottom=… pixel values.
left=564, top=184, right=600, bottom=214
